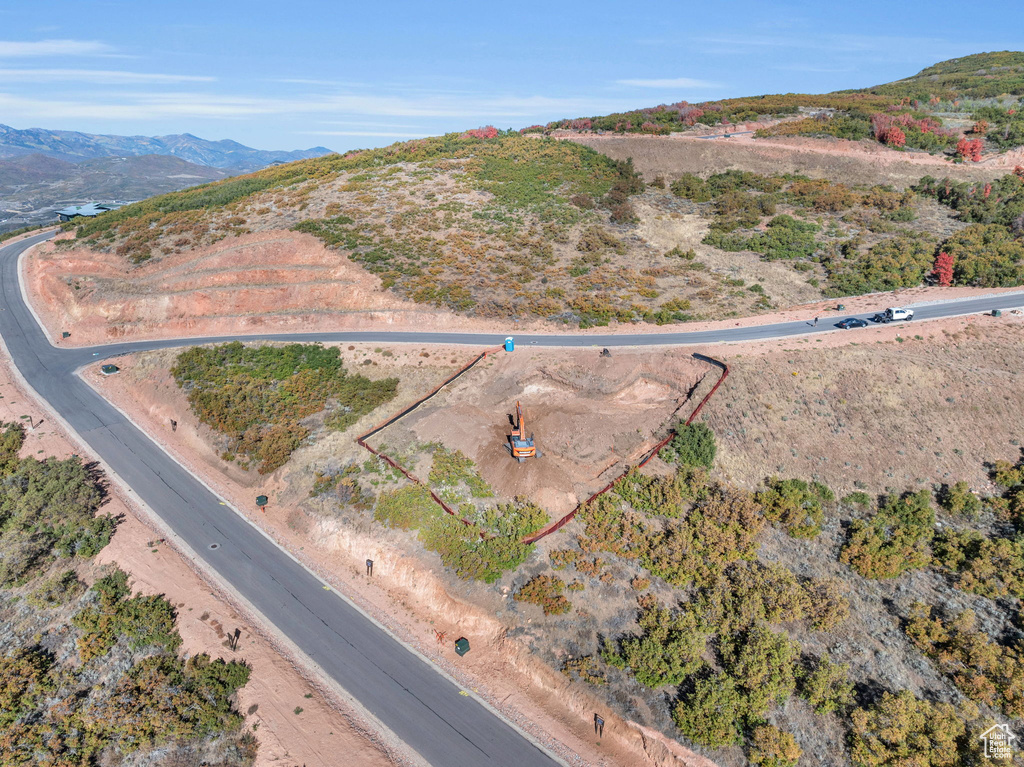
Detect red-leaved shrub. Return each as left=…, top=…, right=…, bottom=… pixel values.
left=933, top=251, right=954, bottom=287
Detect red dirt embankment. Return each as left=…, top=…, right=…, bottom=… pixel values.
left=24, top=230, right=1024, bottom=352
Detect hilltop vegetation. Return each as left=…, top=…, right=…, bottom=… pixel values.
left=546, top=52, right=1024, bottom=160
left=668, top=167, right=1024, bottom=297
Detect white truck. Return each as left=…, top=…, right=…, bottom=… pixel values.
left=871, top=307, right=915, bottom=323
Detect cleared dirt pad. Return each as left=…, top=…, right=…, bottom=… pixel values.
left=379, top=349, right=708, bottom=515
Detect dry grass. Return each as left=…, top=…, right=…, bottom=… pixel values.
left=706, top=318, right=1024, bottom=496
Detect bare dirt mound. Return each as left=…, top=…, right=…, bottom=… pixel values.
left=564, top=133, right=1009, bottom=187
left=385, top=349, right=708, bottom=514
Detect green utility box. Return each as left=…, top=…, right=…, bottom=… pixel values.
left=993, top=309, right=1002, bottom=317
left=454, top=637, right=471, bottom=656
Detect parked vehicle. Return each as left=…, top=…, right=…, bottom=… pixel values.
left=836, top=317, right=868, bottom=329
left=871, top=307, right=915, bottom=323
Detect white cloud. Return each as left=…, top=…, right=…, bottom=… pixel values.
left=616, top=77, right=720, bottom=89
left=0, top=69, right=214, bottom=84
left=0, top=39, right=112, bottom=57
left=0, top=90, right=627, bottom=121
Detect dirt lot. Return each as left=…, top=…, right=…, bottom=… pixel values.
left=706, top=311, right=1024, bottom=496
left=0, top=341, right=401, bottom=767
left=563, top=132, right=1016, bottom=187
left=86, top=341, right=719, bottom=767
left=378, top=349, right=709, bottom=514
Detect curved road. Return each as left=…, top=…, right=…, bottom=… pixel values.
left=3, top=231, right=1023, bottom=765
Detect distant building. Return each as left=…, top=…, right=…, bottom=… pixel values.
left=54, top=202, right=121, bottom=222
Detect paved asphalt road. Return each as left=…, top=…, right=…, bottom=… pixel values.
left=3, top=230, right=1024, bottom=765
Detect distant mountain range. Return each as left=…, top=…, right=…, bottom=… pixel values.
left=0, top=125, right=335, bottom=232
left=0, top=124, right=333, bottom=173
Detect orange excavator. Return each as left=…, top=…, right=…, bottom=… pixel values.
left=508, top=401, right=538, bottom=462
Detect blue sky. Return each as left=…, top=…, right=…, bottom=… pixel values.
left=0, top=0, right=1019, bottom=152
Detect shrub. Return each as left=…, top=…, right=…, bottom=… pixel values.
left=0, top=435, right=115, bottom=586
left=374, top=485, right=437, bottom=530
left=673, top=672, right=744, bottom=747
left=937, top=481, right=980, bottom=519
left=660, top=422, right=717, bottom=468
left=172, top=343, right=397, bottom=474
left=915, top=174, right=1024, bottom=229
left=797, top=656, right=854, bottom=713
left=417, top=498, right=548, bottom=583
left=72, top=568, right=182, bottom=662
left=804, top=578, right=850, bottom=630
left=26, top=569, right=85, bottom=609
left=669, top=174, right=712, bottom=202
left=561, top=656, right=606, bottom=685
left=719, top=623, right=799, bottom=719
left=643, top=485, right=764, bottom=588
left=931, top=528, right=1024, bottom=600
left=428, top=446, right=493, bottom=499
left=100, top=653, right=250, bottom=753
left=840, top=490, right=935, bottom=579
left=613, top=466, right=707, bottom=517
left=849, top=691, right=974, bottom=767
left=757, top=477, right=831, bottom=538
left=616, top=601, right=707, bottom=688
left=905, top=602, right=1024, bottom=718
left=0, top=648, right=53, bottom=728
left=576, top=493, right=650, bottom=559
left=514, top=575, right=572, bottom=615
left=825, top=235, right=936, bottom=296
left=696, top=561, right=810, bottom=633
left=932, top=250, right=955, bottom=286
left=940, top=224, right=1024, bottom=288
left=749, top=724, right=802, bottom=767
left=463, top=126, right=499, bottom=140
left=956, top=137, right=983, bottom=162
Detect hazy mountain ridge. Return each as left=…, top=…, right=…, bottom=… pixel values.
left=0, top=124, right=334, bottom=172
left=0, top=153, right=230, bottom=233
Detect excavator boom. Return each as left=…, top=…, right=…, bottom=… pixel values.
left=508, top=400, right=536, bottom=462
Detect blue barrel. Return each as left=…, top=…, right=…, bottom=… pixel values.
left=504, top=337, right=514, bottom=352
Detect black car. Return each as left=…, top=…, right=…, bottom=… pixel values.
left=836, top=317, right=868, bottom=329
